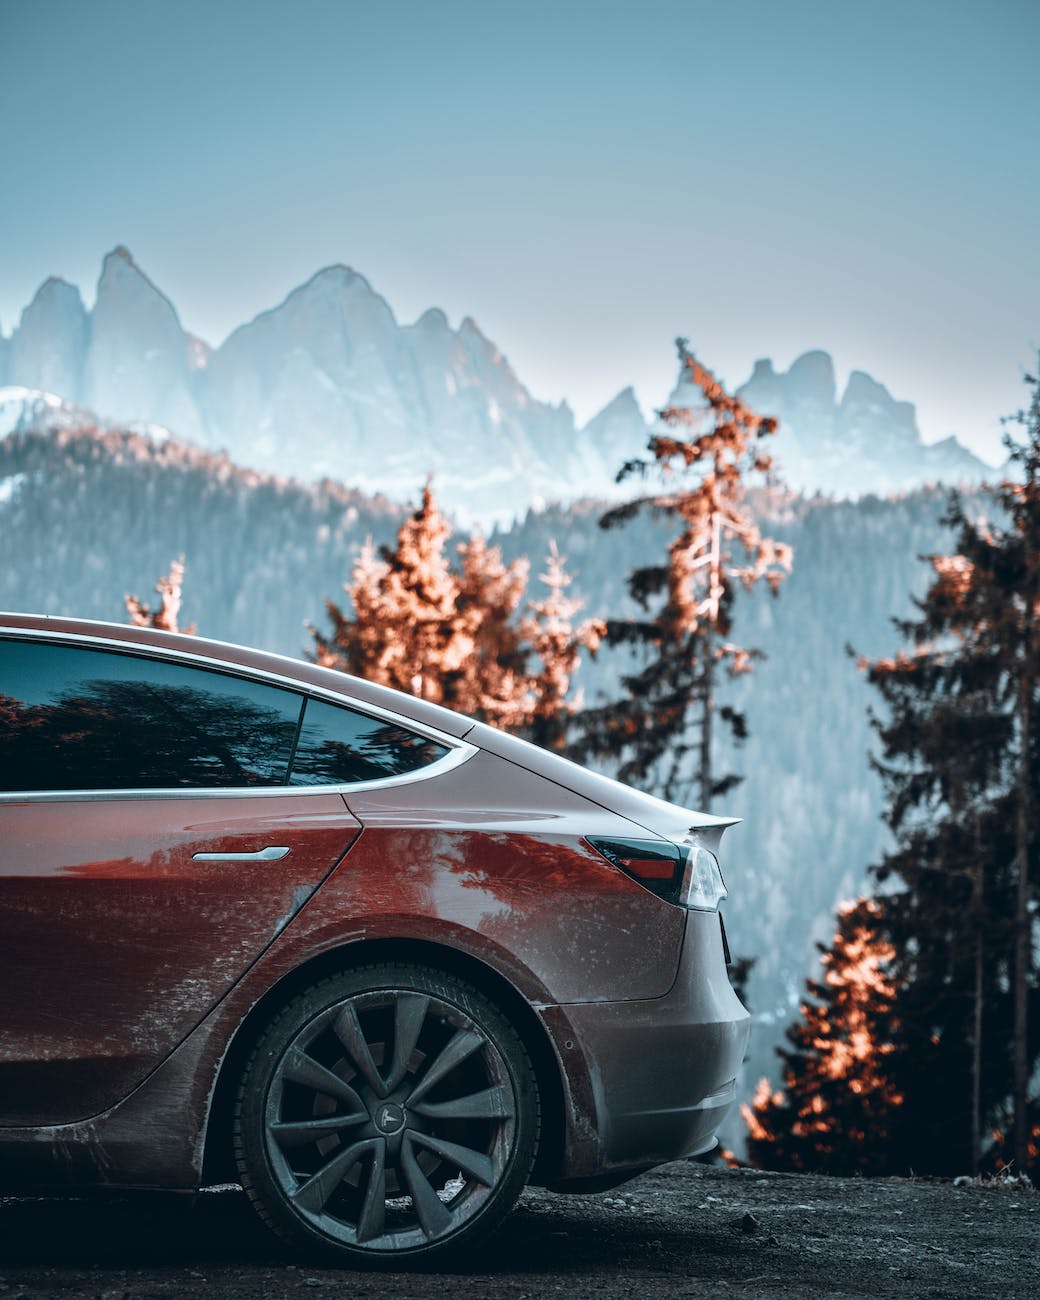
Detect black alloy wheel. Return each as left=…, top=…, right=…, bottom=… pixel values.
left=233, top=963, right=540, bottom=1265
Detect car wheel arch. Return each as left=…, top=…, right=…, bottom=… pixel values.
left=201, top=935, right=568, bottom=1188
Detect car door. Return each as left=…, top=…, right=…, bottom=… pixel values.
left=0, top=634, right=362, bottom=1126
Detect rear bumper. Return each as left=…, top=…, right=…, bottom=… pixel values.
left=542, top=908, right=750, bottom=1183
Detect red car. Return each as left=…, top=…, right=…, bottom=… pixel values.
left=0, top=614, right=749, bottom=1265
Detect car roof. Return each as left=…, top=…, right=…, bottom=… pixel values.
left=0, top=612, right=475, bottom=740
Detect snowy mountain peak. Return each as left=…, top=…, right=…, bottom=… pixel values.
left=2, top=251, right=998, bottom=525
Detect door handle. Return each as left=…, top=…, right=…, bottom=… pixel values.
left=192, top=846, right=291, bottom=862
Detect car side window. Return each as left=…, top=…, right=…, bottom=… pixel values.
left=289, top=696, right=449, bottom=786
left=0, top=639, right=303, bottom=792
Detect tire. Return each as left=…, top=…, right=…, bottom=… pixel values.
left=233, top=962, right=540, bottom=1266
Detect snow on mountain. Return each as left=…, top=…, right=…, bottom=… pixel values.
left=0, top=250, right=995, bottom=524
left=0, top=385, right=93, bottom=439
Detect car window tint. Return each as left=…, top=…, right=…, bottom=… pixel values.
left=0, top=639, right=303, bottom=792
left=289, top=697, right=449, bottom=786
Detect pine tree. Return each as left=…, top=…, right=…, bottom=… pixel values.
left=747, top=363, right=1040, bottom=1177
left=861, top=559, right=1014, bottom=1176
left=521, top=542, right=605, bottom=750
left=868, top=365, right=1040, bottom=1175
left=310, top=482, right=600, bottom=735
left=125, top=557, right=196, bottom=634
left=574, top=339, right=790, bottom=808
left=742, top=898, right=904, bottom=1175
left=312, top=484, right=470, bottom=700
left=454, top=532, right=532, bottom=727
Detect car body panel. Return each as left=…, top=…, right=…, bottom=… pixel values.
left=0, top=793, right=360, bottom=1125
left=464, top=720, right=742, bottom=854
left=548, top=909, right=750, bottom=1179
left=341, top=748, right=686, bottom=1004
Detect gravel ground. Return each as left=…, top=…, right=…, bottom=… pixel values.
left=1, top=1163, right=1037, bottom=1299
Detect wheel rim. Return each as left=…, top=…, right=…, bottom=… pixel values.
left=263, top=988, right=518, bottom=1252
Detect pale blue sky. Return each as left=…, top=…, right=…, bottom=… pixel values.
left=0, top=0, right=1036, bottom=461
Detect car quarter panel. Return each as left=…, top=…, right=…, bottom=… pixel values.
left=338, top=748, right=687, bottom=1004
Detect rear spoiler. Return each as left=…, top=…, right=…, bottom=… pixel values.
left=683, top=815, right=742, bottom=859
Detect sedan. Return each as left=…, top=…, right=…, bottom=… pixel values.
left=0, top=614, right=749, bottom=1265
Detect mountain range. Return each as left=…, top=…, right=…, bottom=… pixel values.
left=0, top=249, right=994, bottom=524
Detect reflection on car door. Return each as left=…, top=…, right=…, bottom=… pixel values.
left=0, top=793, right=361, bottom=1126
left=0, top=637, right=362, bottom=1126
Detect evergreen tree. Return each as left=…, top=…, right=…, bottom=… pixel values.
left=312, top=483, right=463, bottom=701
left=574, top=339, right=790, bottom=808
left=310, top=482, right=600, bottom=734
left=746, top=363, right=1040, bottom=1177
left=125, top=557, right=196, bottom=634
left=521, top=541, right=604, bottom=750
left=743, top=898, right=904, bottom=1174
left=454, top=532, right=533, bottom=728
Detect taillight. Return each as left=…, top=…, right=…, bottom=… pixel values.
left=587, top=836, right=728, bottom=911
left=680, top=843, right=728, bottom=911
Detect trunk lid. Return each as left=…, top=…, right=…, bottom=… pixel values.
left=463, top=720, right=741, bottom=856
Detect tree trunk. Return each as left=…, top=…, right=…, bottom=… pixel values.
left=971, top=851, right=984, bottom=1177
left=1012, top=619, right=1033, bottom=1174
left=698, top=511, right=723, bottom=813
left=699, top=625, right=714, bottom=812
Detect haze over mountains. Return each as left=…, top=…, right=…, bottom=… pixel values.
left=0, top=249, right=993, bottom=523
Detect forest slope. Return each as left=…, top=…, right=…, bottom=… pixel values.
left=0, top=425, right=966, bottom=1125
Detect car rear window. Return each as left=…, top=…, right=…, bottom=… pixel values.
left=0, top=638, right=302, bottom=791
left=289, top=696, right=449, bottom=786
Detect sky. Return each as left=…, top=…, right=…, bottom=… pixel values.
left=0, top=0, right=1036, bottom=463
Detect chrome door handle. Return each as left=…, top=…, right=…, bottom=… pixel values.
left=192, top=846, right=291, bottom=862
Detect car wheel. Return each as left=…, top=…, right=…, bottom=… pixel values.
left=233, top=962, right=540, bottom=1266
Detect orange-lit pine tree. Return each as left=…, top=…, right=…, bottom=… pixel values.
left=521, top=542, right=605, bottom=750
left=743, top=898, right=904, bottom=1175
left=454, top=532, right=533, bottom=727
left=125, top=557, right=196, bottom=634
left=310, top=483, right=600, bottom=736
left=574, top=339, right=790, bottom=808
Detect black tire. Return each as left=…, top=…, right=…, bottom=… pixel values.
left=233, top=962, right=540, bottom=1266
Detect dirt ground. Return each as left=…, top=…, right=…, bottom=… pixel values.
left=1, top=1162, right=1037, bottom=1299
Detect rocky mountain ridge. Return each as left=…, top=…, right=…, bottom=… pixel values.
left=0, top=248, right=994, bottom=524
